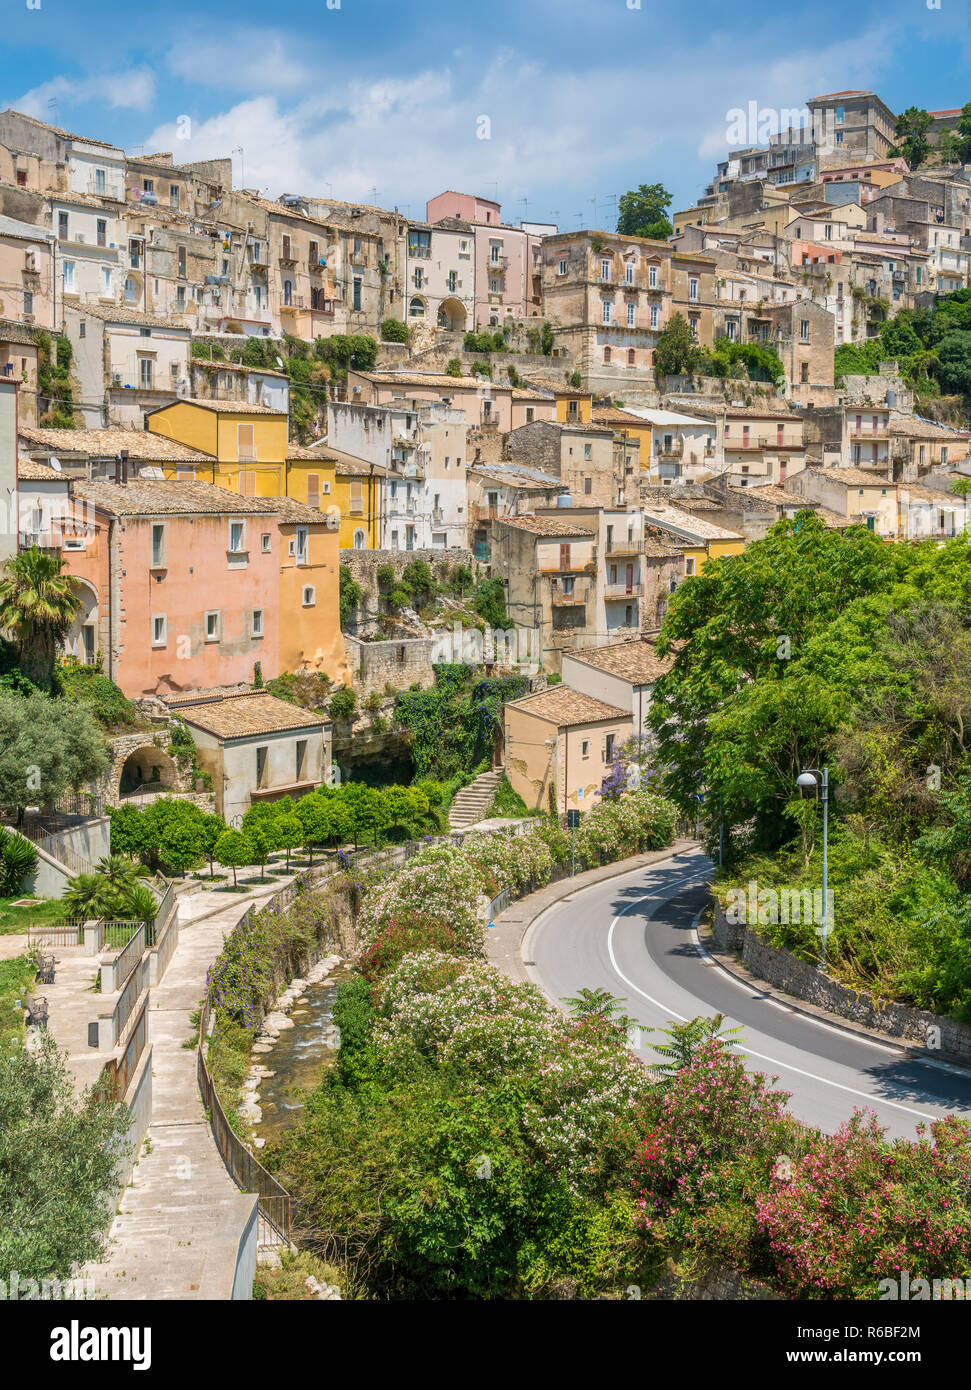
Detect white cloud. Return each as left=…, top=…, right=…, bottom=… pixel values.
left=15, top=67, right=157, bottom=120
left=164, top=28, right=314, bottom=92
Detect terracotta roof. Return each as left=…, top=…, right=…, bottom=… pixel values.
left=0, top=317, right=39, bottom=346
left=20, top=426, right=211, bottom=462
left=0, top=108, right=122, bottom=149
left=286, top=444, right=333, bottom=461
left=564, top=639, right=674, bottom=685
left=642, top=538, right=685, bottom=557
left=273, top=495, right=332, bottom=524
left=147, top=398, right=285, bottom=416
left=495, top=513, right=596, bottom=538
left=641, top=502, right=743, bottom=542
left=170, top=691, right=327, bottom=739
left=191, top=359, right=288, bottom=379
left=70, top=303, right=191, bottom=331
left=72, top=479, right=280, bottom=517
left=355, top=369, right=508, bottom=391
left=592, top=407, right=652, bottom=427
left=808, top=467, right=895, bottom=487
left=313, top=446, right=387, bottom=477
left=509, top=687, right=629, bottom=727
left=17, top=458, right=62, bottom=479
left=468, top=462, right=563, bottom=489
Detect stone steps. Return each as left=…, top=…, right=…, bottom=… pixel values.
left=448, top=770, right=505, bottom=829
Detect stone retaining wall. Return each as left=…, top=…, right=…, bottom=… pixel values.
left=713, top=906, right=971, bottom=1064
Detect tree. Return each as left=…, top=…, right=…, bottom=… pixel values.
left=956, top=102, right=971, bottom=165
left=339, top=567, right=362, bottom=629
left=0, top=1032, right=131, bottom=1282
left=0, top=829, right=38, bottom=895
left=562, top=987, right=633, bottom=1032
left=650, top=1014, right=741, bottom=1081
left=890, top=107, right=933, bottom=170
left=246, top=820, right=277, bottom=880
left=380, top=318, right=410, bottom=344
left=295, top=792, right=330, bottom=865
left=0, top=689, right=108, bottom=821
left=275, top=813, right=303, bottom=868
left=616, top=182, right=673, bottom=241
left=652, top=313, right=706, bottom=377
left=935, top=331, right=971, bottom=400
left=213, top=829, right=251, bottom=888
left=329, top=686, right=357, bottom=721
left=108, top=804, right=150, bottom=860
left=143, top=799, right=207, bottom=876
left=0, top=548, right=82, bottom=691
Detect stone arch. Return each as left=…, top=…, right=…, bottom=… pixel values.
left=105, top=737, right=185, bottom=807
left=64, top=578, right=100, bottom=666
left=436, top=296, right=467, bottom=332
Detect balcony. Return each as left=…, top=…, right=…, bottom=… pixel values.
left=850, top=428, right=890, bottom=441
left=655, top=440, right=684, bottom=462
left=280, top=295, right=305, bottom=311
left=604, top=541, right=640, bottom=558
left=86, top=177, right=124, bottom=200
left=550, top=591, right=585, bottom=607
left=489, top=255, right=509, bottom=272
left=476, top=505, right=503, bottom=523
left=604, top=583, right=637, bottom=599
left=408, top=246, right=432, bottom=260
left=477, top=419, right=500, bottom=432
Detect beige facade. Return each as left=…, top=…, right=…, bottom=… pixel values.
left=784, top=466, right=898, bottom=535
left=503, top=685, right=632, bottom=815
left=492, top=513, right=598, bottom=673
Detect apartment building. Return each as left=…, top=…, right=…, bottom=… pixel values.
left=608, top=407, right=717, bottom=484
left=639, top=499, right=744, bottom=573
left=503, top=685, right=632, bottom=816
left=803, top=403, right=891, bottom=469
left=405, top=219, right=474, bottom=331
left=466, top=462, right=566, bottom=560
left=561, top=637, right=675, bottom=745
left=0, top=212, right=54, bottom=333
left=346, top=368, right=515, bottom=432
left=784, top=466, right=898, bottom=534
left=188, top=358, right=290, bottom=412
left=492, top=512, right=598, bottom=672
left=64, top=303, right=190, bottom=428
left=506, top=418, right=624, bottom=506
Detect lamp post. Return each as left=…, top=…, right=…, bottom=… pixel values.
left=797, top=767, right=829, bottom=970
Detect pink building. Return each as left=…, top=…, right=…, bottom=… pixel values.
left=426, top=190, right=502, bottom=226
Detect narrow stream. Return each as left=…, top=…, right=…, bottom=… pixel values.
left=252, top=964, right=353, bottom=1145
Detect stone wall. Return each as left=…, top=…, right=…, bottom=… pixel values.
left=344, top=634, right=439, bottom=695
left=713, top=907, right=971, bottom=1064
left=339, top=546, right=472, bottom=634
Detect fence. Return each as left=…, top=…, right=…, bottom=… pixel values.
left=97, top=995, right=150, bottom=1102
left=17, top=821, right=97, bottom=876
left=108, top=955, right=150, bottom=1048
left=197, top=985, right=292, bottom=1246
left=106, top=924, right=146, bottom=994
left=26, top=921, right=85, bottom=947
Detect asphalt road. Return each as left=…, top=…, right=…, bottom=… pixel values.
left=524, top=847, right=971, bottom=1139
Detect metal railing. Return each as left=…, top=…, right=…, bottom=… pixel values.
left=120, top=781, right=164, bottom=804
left=197, top=975, right=292, bottom=1246
left=26, top=921, right=85, bottom=947
left=109, top=924, right=146, bottom=990
left=17, top=822, right=97, bottom=877
left=111, top=956, right=150, bottom=1046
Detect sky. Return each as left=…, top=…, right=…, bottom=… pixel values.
left=1, top=0, right=970, bottom=228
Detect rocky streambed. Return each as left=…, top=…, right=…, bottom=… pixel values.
left=238, top=953, right=351, bottom=1148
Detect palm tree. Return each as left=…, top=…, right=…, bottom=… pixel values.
left=61, top=856, right=151, bottom=921
left=0, top=548, right=82, bottom=690
left=650, top=1013, right=743, bottom=1082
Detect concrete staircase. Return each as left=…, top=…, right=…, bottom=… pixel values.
left=448, top=769, right=505, bottom=831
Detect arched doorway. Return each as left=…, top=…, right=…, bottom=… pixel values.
left=436, top=297, right=468, bottom=332
left=64, top=579, right=100, bottom=667
left=116, top=746, right=181, bottom=800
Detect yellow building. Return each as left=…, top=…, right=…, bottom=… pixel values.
left=640, top=501, right=745, bottom=574
left=311, top=447, right=386, bottom=549
left=275, top=496, right=348, bottom=683
left=146, top=399, right=290, bottom=496
left=553, top=388, right=594, bottom=424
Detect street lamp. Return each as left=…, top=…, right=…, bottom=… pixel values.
left=797, top=767, right=829, bottom=970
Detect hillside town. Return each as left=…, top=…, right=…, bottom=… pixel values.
left=5, top=81, right=971, bottom=1319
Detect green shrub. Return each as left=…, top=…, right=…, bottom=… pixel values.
left=329, top=686, right=357, bottom=721
left=380, top=318, right=410, bottom=344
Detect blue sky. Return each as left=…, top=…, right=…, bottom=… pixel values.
left=1, top=0, right=969, bottom=226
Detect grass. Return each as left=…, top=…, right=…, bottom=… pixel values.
left=485, top=774, right=532, bottom=820
left=252, top=1248, right=347, bottom=1301
left=0, top=895, right=69, bottom=936
left=0, top=953, right=38, bottom=1048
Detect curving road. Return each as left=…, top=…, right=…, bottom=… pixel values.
left=524, top=847, right=971, bottom=1139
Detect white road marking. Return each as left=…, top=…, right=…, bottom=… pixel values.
left=605, top=882, right=937, bottom=1124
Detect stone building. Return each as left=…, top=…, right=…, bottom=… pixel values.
left=503, top=685, right=631, bottom=816
left=491, top=512, right=598, bottom=673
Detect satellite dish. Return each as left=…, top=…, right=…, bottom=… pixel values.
left=275, top=356, right=284, bottom=368
left=49, top=457, right=61, bottom=472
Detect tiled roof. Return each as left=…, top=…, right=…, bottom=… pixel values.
left=147, top=398, right=285, bottom=416
left=355, top=369, right=508, bottom=391
left=171, top=691, right=327, bottom=739
left=273, top=495, right=332, bottom=524
left=496, top=513, right=596, bottom=537
left=70, top=303, right=191, bottom=331
left=565, top=639, right=675, bottom=685
left=469, top=463, right=563, bottom=489
left=191, top=359, right=288, bottom=379
left=809, top=467, right=895, bottom=487
left=286, top=444, right=332, bottom=461
left=509, top=687, right=629, bottom=727
left=17, top=458, right=62, bottom=479
left=0, top=317, right=38, bottom=346
left=641, top=502, right=743, bottom=542
left=72, top=479, right=280, bottom=517
left=20, top=426, right=211, bottom=462
left=314, top=446, right=387, bottom=477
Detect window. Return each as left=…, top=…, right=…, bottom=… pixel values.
left=627, top=348, right=636, bottom=366
left=650, top=304, right=659, bottom=329
left=143, top=178, right=154, bottom=194
left=558, top=258, right=567, bottom=275
left=170, top=184, right=179, bottom=208
left=239, top=470, right=257, bottom=496
left=101, top=266, right=111, bottom=295
left=96, top=218, right=107, bottom=247
left=801, top=362, right=809, bottom=383
left=490, top=242, right=502, bottom=263
left=625, top=261, right=634, bottom=284
left=252, top=608, right=264, bottom=638
left=583, top=443, right=592, bottom=460
left=349, top=479, right=363, bottom=513
left=584, top=477, right=592, bottom=495
left=353, top=528, right=366, bottom=549
left=62, top=260, right=75, bottom=292
left=150, top=523, right=166, bottom=568
left=603, top=346, right=611, bottom=363
left=605, top=733, right=616, bottom=761
left=601, top=299, right=612, bottom=324
left=627, top=301, right=636, bottom=328
left=237, top=424, right=256, bottom=461
left=57, top=211, right=68, bottom=241
left=688, top=315, right=699, bottom=338
left=175, top=285, right=185, bottom=310
left=296, top=740, right=308, bottom=781
left=601, top=258, right=611, bottom=281
left=256, top=746, right=267, bottom=787
left=684, top=557, right=696, bottom=576
left=283, top=279, right=293, bottom=306
left=302, top=585, right=316, bottom=606
left=178, top=246, right=186, bottom=277
left=800, top=319, right=810, bottom=342
left=835, top=131, right=844, bottom=146
left=23, top=290, right=33, bottom=317
left=295, top=527, right=308, bottom=564
left=229, top=520, right=246, bottom=553
left=409, top=296, right=425, bottom=317
left=580, top=739, right=590, bottom=758
left=306, top=473, right=320, bottom=509
left=152, top=615, right=167, bottom=647
left=205, top=611, right=220, bottom=642
left=309, top=239, right=318, bottom=264
left=689, top=277, right=699, bottom=301
left=16, top=169, right=26, bottom=187
left=353, top=278, right=362, bottom=311
left=176, top=467, right=195, bottom=481
left=281, top=234, right=292, bottom=260
left=261, top=532, right=272, bottom=553
left=138, top=356, right=154, bottom=389
left=649, top=264, right=658, bottom=288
